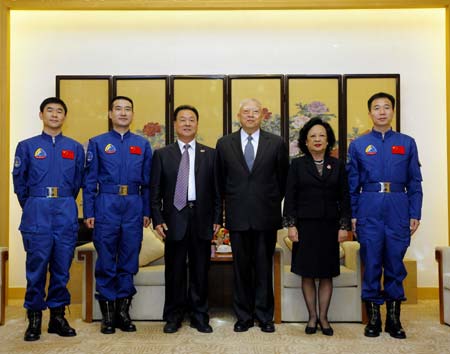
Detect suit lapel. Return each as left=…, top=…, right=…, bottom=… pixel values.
left=231, top=130, right=249, bottom=173
left=321, top=156, right=334, bottom=181
left=194, top=142, right=204, bottom=174
left=168, top=142, right=182, bottom=167
left=252, top=130, right=269, bottom=172
left=305, top=156, right=322, bottom=181
left=305, top=155, right=334, bottom=181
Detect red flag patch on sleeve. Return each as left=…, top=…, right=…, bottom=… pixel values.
left=130, top=146, right=142, bottom=155
left=391, top=145, right=405, bottom=155
left=61, top=150, right=75, bottom=160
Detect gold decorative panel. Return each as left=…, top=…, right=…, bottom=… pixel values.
left=115, top=77, right=169, bottom=150
left=172, top=76, right=225, bottom=148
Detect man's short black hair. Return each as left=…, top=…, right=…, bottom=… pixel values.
left=368, top=92, right=395, bottom=111
left=40, top=97, right=68, bottom=115
left=298, top=117, right=336, bottom=157
left=173, top=105, right=199, bottom=121
left=110, top=96, right=134, bottom=111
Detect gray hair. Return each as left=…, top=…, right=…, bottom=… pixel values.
left=239, top=98, right=262, bottom=110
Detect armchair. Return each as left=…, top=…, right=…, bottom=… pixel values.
left=76, top=230, right=284, bottom=323
left=435, top=246, right=450, bottom=325
left=75, top=228, right=165, bottom=322
left=276, top=229, right=363, bottom=322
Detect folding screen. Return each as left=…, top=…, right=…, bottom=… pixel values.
left=286, top=75, right=342, bottom=158
left=114, top=76, right=170, bottom=150
left=56, top=75, right=112, bottom=216
left=171, top=76, right=226, bottom=148
left=344, top=74, right=400, bottom=153
left=228, top=75, right=285, bottom=137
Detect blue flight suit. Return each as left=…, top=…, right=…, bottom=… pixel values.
left=83, top=130, right=152, bottom=301
left=347, top=129, right=422, bottom=304
left=12, top=132, right=85, bottom=310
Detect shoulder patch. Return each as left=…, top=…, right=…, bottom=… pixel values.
left=14, top=156, right=21, bottom=168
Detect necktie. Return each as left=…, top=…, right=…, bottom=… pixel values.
left=244, top=135, right=254, bottom=171
left=174, top=144, right=190, bottom=210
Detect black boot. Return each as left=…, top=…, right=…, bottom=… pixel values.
left=364, top=302, right=382, bottom=337
left=99, top=300, right=116, bottom=334
left=385, top=300, right=406, bottom=339
left=116, top=297, right=136, bottom=332
left=24, top=310, right=42, bottom=341
left=48, top=306, right=77, bottom=337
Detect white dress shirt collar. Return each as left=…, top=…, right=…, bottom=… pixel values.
left=177, top=139, right=196, bottom=153
left=240, top=128, right=260, bottom=156
left=240, top=128, right=260, bottom=144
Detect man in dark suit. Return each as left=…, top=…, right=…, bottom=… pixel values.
left=215, top=98, right=289, bottom=333
left=150, top=105, right=222, bottom=334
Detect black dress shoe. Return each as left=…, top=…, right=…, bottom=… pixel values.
left=305, top=321, right=318, bottom=334
left=163, top=321, right=181, bottom=333
left=259, top=321, right=275, bottom=333
left=318, top=320, right=334, bottom=336
left=190, top=321, right=213, bottom=333
left=233, top=320, right=254, bottom=332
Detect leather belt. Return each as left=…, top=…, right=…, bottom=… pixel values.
left=362, top=182, right=406, bottom=193
left=99, top=184, right=141, bottom=196
left=28, top=187, right=72, bottom=198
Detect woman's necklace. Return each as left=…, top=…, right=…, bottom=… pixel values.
left=313, top=158, right=325, bottom=176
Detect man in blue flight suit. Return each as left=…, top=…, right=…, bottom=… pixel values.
left=347, top=92, right=423, bottom=339
left=13, top=97, right=85, bottom=341
left=83, top=96, right=152, bottom=334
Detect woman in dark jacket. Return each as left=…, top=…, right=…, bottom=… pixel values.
left=283, top=118, right=351, bottom=336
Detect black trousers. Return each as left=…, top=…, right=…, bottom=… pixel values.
left=163, top=206, right=211, bottom=324
left=230, top=229, right=277, bottom=323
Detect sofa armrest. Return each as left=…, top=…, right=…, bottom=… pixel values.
left=149, top=257, right=165, bottom=266
left=341, top=241, right=360, bottom=272
left=436, top=246, right=450, bottom=324
left=75, top=244, right=96, bottom=322
left=0, top=248, right=8, bottom=326
left=436, top=246, right=450, bottom=271
left=276, top=229, right=292, bottom=266
left=341, top=241, right=365, bottom=323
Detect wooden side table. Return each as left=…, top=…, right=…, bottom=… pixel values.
left=209, top=253, right=234, bottom=308
left=403, top=258, right=417, bottom=304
